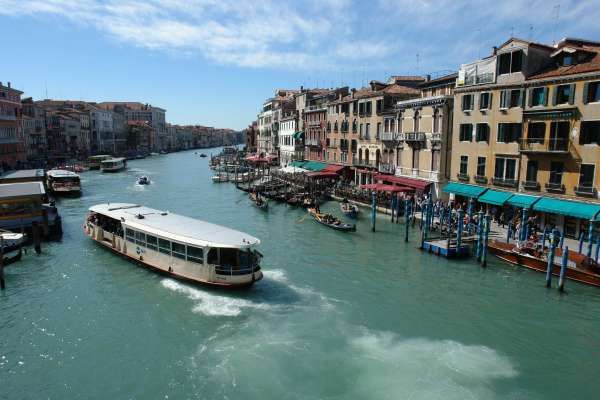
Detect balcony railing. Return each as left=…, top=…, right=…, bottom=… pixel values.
left=431, top=132, right=442, bottom=142
left=378, top=163, right=395, bottom=174
left=457, top=173, right=470, bottom=182
left=0, top=114, right=17, bottom=121
left=394, top=166, right=440, bottom=182
left=522, top=181, right=541, bottom=191
left=381, top=132, right=402, bottom=142
left=404, top=132, right=426, bottom=142
left=574, top=185, right=597, bottom=197
left=474, top=175, right=488, bottom=184
left=492, top=177, right=518, bottom=188
left=545, top=182, right=565, bottom=194
left=305, top=138, right=321, bottom=146
left=355, top=159, right=377, bottom=168
left=519, top=138, right=570, bottom=153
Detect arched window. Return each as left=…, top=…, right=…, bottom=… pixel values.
left=334, top=121, right=338, bottom=132
left=433, top=108, right=440, bottom=133
left=413, top=110, right=420, bottom=132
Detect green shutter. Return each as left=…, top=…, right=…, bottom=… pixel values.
left=499, top=90, right=505, bottom=108
left=520, top=89, right=526, bottom=108
left=543, top=87, right=549, bottom=106
left=568, top=84, right=576, bottom=105
left=498, top=123, right=505, bottom=142
left=582, top=82, right=590, bottom=104
left=552, top=86, right=558, bottom=106
left=527, top=88, right=533, bottom=107
left=489, top=92, right=493, bottom=109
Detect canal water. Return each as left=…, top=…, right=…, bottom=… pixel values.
left=1, top=150, right=599, bottom=400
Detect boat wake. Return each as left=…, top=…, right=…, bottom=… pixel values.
left=161, top=279, right=272, bottom=317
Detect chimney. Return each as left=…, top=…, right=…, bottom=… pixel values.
left=493, top=46, right=498, bottom=55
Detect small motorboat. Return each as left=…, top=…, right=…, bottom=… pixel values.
left=308, top=208, right=356, bottom=232
left=250, top=192, right=268, bottom=210
left=1, top=230, right=26, bottom=253
left=137, top=176, right=150, bottom=185
left=340, top=200, right=359, bottom=219
left=212, top=173, right=229, bottom=183
left=200, top=153, right=207, bottom=158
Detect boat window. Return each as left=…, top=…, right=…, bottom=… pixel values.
left=146, top=235, right=158, bottom=251
left=158, top=238, right=171, bottom=255
left=207, top=248, right=219, bottom=264
left=239, top=249, right=251, bottom=266
left=220, top=248, right=239, bottom=267
left=187, top=246, right=203, bottom=263
left=125, top=228, right=135, bottom=241
left=135, top=231, right=146, bottom=246
left=172, top=242, right=186, bottom=260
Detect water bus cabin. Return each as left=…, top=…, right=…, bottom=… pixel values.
left=46, top=169, right=81, bottom=195
left=101, top=157, right=127, bottom=172
left=0, top=169, right=45, bottom=185
left=88, top=155, right=112, bottom=170
left=84, top=203, right=263, bottom=287
left=0, top=182, right=62, bottom=237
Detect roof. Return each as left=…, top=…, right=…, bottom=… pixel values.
left=442, top=182, right=487, bottom=198
left=102, top=157, right=126, bottom=163
left=375, top=174, right=431, bottom=191
left=497, top=37, right=555, bottom=52
left=0, top=182, right=45, bottom=199
left=302, top=161, right=327, bottom=172
left=528, top=43, right=600, bottom=80
left=533, top=198, right=600, bottom=220
left=0, top=169, right=45, bottom=181
left=89, top=203, right=260, bottom=248
left=47, top=169, right=80, bottom=178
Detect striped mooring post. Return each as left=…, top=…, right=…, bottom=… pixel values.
left=371, top=191, right=376, bottom=232
left=546, top=229, right=558, bottom=288
left=404, top=199, right=410, bottom=243
left=541, top=227, right=547, bottom=250
left=456, top=209, right=464, bottom=256
left=390, top=195, right=396, bottom=223
left=558, top=246, right=569, bottom=292
left=482, top=214, right=490, bottom=267
left=595, top=235, right=600, bottom=264
left=520, top=208, right=528, bottom=242
left=395, top=194, right=402, bottom=224
left=476, top=211, right=484, bottom=262
left=578, top=231, right=584, bottom=254
left=587, top=220, right=594, bottom=258
left=559, top=230, right=565, bottom=249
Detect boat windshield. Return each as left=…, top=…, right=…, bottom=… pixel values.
left=209, top=247, right=260, bottom=275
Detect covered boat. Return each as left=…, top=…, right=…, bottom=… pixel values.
left=340, top=200, right=359, bottom=218
left=84, top=204, right=263, bottom=287
left=47, top=169, right=81, bottom=195
left=101, top=157, right=127, bottom=172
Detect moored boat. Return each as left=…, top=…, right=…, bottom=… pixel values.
left=308, top=208, right=356, bottom=232
left=249, top=192, right=268, bottom=210
left=101, top=157, right=127, bottom=172
left=47, top=169, right=81, bottom=195
left=212, top=172, right=229, bottom=183
left=340, top=200, right=359, bottom=219
left=488, top=239, right=600, bottom=287
left=84, top=203, right=263, bottom=287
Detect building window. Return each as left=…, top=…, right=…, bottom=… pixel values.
left=475, top=123, right=489, bottom=142
left=476, top=157, right=486, bottom=177
left=459, top=124, right=473, bottom=142
left=459, top=155, right=468, bottom=175
left=497, top=123, right=522, bottom=143
left=580, top=121, right=600, bottom=145
left=527, top=122, right=545, bottom=143
left=413, top=110, right=420, bottom=131
left=549, top=121, right=570, bottom=151
left=376, top=122, right=382, bottom=138
left=365, top=123, right=370, bottom=139
left=584, top=81, right=600, bottom=104
left=526, top=160, right=538, bottom=182
left=549, top=162, right=564, bottom=185
left=554, top=84, right=574, bottom=105
left=479, top=92, right=491, bottom=110
left=579, top=164, right=595, bottom=189
left=498, top=50, right=524, bottom=75
left=530, top=87, right=547, bottom=107
left=494, top=157, right=517, bottom=181
left=432, top=109, right=440, bottom=132
left=461, top=94, right=474, bottom=111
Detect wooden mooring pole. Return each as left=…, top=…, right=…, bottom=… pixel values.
left=546, top=229, right=557, bottom=288
left=404, top=200, right=410, bottom=242
left=0, top=237, right=5, bottom=290
left=558, top=246, right=568, bottom=292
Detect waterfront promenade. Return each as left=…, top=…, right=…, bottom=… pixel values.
left=1, top=150, right=600, bottom=400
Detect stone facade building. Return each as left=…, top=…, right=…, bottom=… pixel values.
left=0, top=81, right=25, bottom=169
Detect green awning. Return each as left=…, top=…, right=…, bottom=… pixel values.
left=533, top=198, right=600, bottom=220
left=442, top=182, right=488, bottom=198
left=303, top=161, right=327, bottom=171
left=478, top=189, right=513, bottom=206
left=506, top=194, right=540, bottom=209
left=292, top=131, right=303, bottom=139
left=290, top=160, right=306, bottom=168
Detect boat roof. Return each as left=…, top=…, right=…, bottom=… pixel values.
left=0, top=182, right=45, bottom=199
left=102, top=157, right=126, bottom=163
left=89, top=154, right=111, bottom=159
left=47, top=169, right=80, bottom=178
left=88, top=203, right=260, bottom=249
left=0, top=169, right=45, bottom=180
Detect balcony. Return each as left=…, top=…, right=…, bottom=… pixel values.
left=392, top=167, right=440, bottom=182
left=457, top=173, right=470, bottom=182
left=378, top=163, right=395, bottom=174
left=431, top=132, right=441, bottom=142
left=305, top=138, right=322, bottom=147
left=474, top=175, right=488, bottom=184
left=0, top=114, right=17, bottom=121
left=404, top=132, right=426, bottom=142
left=545, top=182, right=565, bottom=194
left=355, top=159, right=377, bottom=168
left=574, top=185, right=597, bottom=198
left=522, top=181, right=541, bottom=191
left=519, top=138, right=570, bottom=154
left=492, top=177, right=518, bottom=188
left=381, top=132, right=402, bottom=142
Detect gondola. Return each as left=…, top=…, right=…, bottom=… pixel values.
left=250, top=192, right=268, bottom=210
left=308, top=208, right=356, bottom=232
left=340, top=200, right=359, bottom=219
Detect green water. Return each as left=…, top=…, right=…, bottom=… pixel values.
left=1, top=150, right=599, bottom=400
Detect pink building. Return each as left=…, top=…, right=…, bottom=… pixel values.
left=0, top=81, right=25, bottom=169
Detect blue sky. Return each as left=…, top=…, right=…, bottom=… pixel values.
left=1, top=0, right=598, bottom=130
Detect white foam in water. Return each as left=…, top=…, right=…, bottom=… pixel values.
left=262, top=269, right=288, bottom=283
left=161, top=279, right=271, bottom=316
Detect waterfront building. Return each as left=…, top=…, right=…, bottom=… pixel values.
left=126, top=120, right=154, bottom=154
left=45, top=111, right=82, bottom=160
left=448, top=37, right=600, bottom=237
left=278, top=111, right=301, bottom=166
left=257, top=90, right=297, bottom=157
left=245, top=121, right=258, bottom=154
left=389, top=73, right=456, bottom=199
left=325, top=90, right=355, bottom=166
left=353, top=76, right=423, bottom=185
left=0, top=81, right=25, bottom=170
left=21, top=98, right=48, bottom=164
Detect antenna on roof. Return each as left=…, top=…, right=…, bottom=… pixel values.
left=510, top=26, right=514, bottom=38
left=552, top=4, right=560, bottom=45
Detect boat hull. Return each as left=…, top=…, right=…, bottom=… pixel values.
left=85, top=223, right=262, bottom=288
left=488, top=241, right=600, bottom=287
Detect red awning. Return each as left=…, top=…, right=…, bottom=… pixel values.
left=360, top=183, right=414, bottom=192
left=307, top=171, right=339, bottom=179
left=374, top=174, right=431, bottom=191
left=323, top=164, right=345, bottom=173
